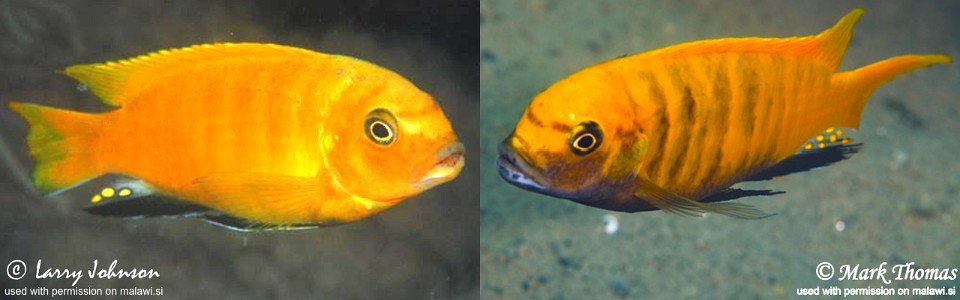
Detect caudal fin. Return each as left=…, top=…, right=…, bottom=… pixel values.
left=7, top=101, right=103, bottom=194
left=831, top=54, right=952, bottom=128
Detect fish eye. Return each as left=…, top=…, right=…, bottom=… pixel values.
left=364, top=109, right=397, bottom=146
left=569, top=121, right=603, bottom=156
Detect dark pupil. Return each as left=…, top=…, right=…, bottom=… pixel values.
left=576, top=134, right=595, bottom=149
left=371, top=122, right=390, bottom=138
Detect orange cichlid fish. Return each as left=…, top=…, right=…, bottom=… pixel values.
left=8, top=43, right=465, bottom=230
left=497, top=9, right=951, bottom=218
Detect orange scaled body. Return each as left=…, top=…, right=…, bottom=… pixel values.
left=9, top=43, right=465, bottom=229
left=498, top=9, right=950, bottom=218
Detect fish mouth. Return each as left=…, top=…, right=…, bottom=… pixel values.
left=496, top=142, right=548, bottom=192
left=498, top=141, right=599, bottom=203
left=416, top=142, right=466, bottom=189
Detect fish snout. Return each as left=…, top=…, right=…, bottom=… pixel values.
left=497, top=138, right=547, bottom=192
left=416, top=142, right=465, bottom=189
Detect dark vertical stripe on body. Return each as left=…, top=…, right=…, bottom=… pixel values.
left=680, top=57, right=713, bottom=185
left=701, top=55, right=730, bottom=185
left=736, top=56, right=759, bottom=174
left=749, top=56, right=776, bottom=169
left=781, top=56, right=802, bottom=157
left=617, top=74, right=640, bottom=115
left=763, top=55, right=787, bottom=163
left=667, top=85, right=696, bottom=181
left=639, top=70, right=669, bottom=179
left=739, top=57, right=758, bottom=140
left=662, top=63, right=695, bottom=181
left=793, top=63, right=815, bottom=150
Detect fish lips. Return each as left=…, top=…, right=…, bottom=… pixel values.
left=497, top=141, right=604, bottom=203
left=415, top=142, right=466, bottom=189
left=496, top=142, right=550, bottom=193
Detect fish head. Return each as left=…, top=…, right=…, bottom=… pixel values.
left=498, top=68, right=648, bottom=204
left=325, top=75, right=464, bottom=203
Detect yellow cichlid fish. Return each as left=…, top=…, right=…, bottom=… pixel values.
left=8, top=43, right=465, bottom=230
left=497, top=9, right=951, bottom=218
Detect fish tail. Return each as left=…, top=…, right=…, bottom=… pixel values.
left=7, top=101, right=104, bottom=194
left=830, top=54, right=952, bottom=128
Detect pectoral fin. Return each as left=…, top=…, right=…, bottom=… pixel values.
left=633, top=177, right=773, bottom=219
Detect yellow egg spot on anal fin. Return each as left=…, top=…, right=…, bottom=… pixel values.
left=818, top=142, right=826, bottom=149
left=829, top=135, right=837, bottom=142
left=804, top=143, right=813, bottom=151
left=836, top=129, right=843, bottom=136
left=118, top=188, right=132, bottom=197
left=826, top=127, right=835, bottom=133
left=91, top=194, right=102, bottom=203
left=101, top=187, right=115, bottom=197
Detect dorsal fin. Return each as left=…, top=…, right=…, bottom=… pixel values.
left=62, top=43, right=324, bottom=107
left=808, top=8, right=863, bottom=70
left=625, top=9, right=863, bottom=70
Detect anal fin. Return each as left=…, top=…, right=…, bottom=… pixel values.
left=84, top=195, right=209, bottom=219
left=79, top=174, right=210, bottom=219
left=69, top=173, right=333, bottom=231
left=748, top=127, right=861, bottom=181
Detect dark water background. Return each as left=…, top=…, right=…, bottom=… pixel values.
left=481, top=1, right=959, bottom=299
left=0, top=1, right=478, bottom=299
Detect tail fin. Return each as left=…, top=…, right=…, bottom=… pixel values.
left=831, top=54, right=952, bottom=128
left=7, top=101, right=103, bottom=194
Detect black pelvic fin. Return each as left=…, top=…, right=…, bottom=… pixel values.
left=202, top=214, right=325, bottom=232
